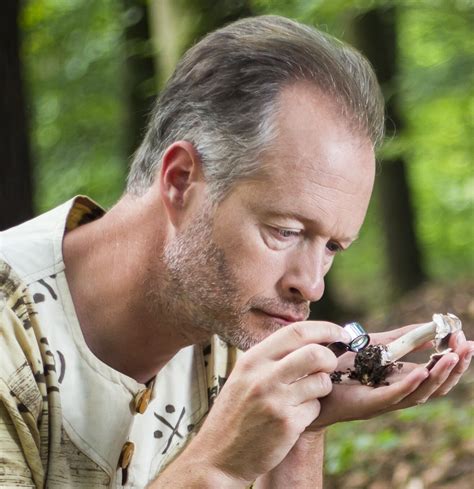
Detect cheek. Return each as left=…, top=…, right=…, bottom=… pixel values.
left=222, top=232, right=286, bottom=291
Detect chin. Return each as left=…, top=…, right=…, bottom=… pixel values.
left=224, top=318, right=281, bottom=351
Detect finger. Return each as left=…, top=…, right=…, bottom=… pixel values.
left=448, top=333, right=474, bottom=357
left=360, top=365, right=429, bottom=412
left=406, top=353, right=458, bottom=406
left=288, top=372, right=332, bottom=405
left=435, top=347, right=472, bottom=396
left=293, top=398, right=321, bottom=431
left=314, top=366, right=429, bottom=426
left=448, top=330, right=466, bottom=350
left=447, top=331, right=474, bottom=352
left=253, top=321, right=351, bottom=360
left=277, top=344, right=338, bottom=383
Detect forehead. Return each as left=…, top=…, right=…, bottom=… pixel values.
left=234, top=84, right=375, bottom=235
left=268, top=83, right=374, bottom=187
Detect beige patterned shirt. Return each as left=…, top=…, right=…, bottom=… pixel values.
left=0, top=196, right=242, bottom=488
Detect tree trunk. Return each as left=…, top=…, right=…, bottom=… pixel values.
left=353, top=7, right=426, bottom=295
left=149, top=0, right=253, bottom=84
left=0, top=1, right=34, bottom=230
left=122, top=0, right=157, bottom=159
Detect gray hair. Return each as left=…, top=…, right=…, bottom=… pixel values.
left=127, top=15, right=384, bottom=201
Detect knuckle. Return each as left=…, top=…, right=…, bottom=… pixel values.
left=305, top=345, right=337, bottom=374
left=326, top=353, right=338, bottom=372
left=305, top=345, right=337, bottom=373
left=310, top=398, right=322, bottom=419
left=320, top=323, right=334, bottom=340
left=291, top=322, right=309, bottom=342
left=283, top=416, right=299, bottom=434
left=318, top=373, right=333, bottom=395
left=325, top=322, right=344, bottom=339
left=248, top=381, right=266, bottom=399
left=237, top=354, right=255, bottom=373
left=265, top=403, right=289, bottom=427
left=306, top=344, right=322, bottom=364
left=261, top=401, right=277, bottom=417
left=300, top=400, right=321, bottom=429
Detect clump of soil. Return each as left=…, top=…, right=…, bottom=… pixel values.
left=330, top=370, right=343, bottom=383
left=350, top=345, right=398, bottom=386
left=330, top=344, right=402, bottom=387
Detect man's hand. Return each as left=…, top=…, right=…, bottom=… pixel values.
left=152, top=321, right=350, bottom=487
left=308, top=323, right=474, bottom=430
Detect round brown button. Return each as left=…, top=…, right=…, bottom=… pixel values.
left=134, top=388, right=152, bottom=414
left=118, top=441, right=135, bottom=469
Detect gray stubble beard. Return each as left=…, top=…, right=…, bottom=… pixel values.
left=147, top=203, right=308, bottom=351
left=151, top=204, right=260, bottom=350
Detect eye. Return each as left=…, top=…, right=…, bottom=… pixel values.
left=277, top=228, right=301, bottom=239
left=268, top=226, right=302, bottom=241
left=326, top=240, right=343, bottom=254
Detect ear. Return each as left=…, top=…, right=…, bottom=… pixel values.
left=159, top=141, right=206, bottom=225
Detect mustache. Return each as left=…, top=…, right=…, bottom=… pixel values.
left=246, top=296, right=310, bottom=321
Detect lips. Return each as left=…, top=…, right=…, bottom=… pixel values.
left=257, top=309, right=308, bottom=324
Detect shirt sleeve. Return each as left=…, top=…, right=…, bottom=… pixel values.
left=0, top=399, right=36, bottom=487
left=0, top=262, right=48, bottom=488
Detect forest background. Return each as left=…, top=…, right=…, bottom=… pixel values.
left=2, top=0, right=473, bottom=487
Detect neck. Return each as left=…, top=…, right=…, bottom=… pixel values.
left=62, top=194, right=205, bottom=383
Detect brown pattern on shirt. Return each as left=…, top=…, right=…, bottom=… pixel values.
left=0, top=260, right=111, bottom=487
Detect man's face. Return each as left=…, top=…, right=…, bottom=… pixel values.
left=161, top=84, right=375, bottom=350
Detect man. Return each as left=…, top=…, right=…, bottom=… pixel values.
left=0, top=15, right=472, bottom=488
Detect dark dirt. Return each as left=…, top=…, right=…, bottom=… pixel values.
left=330, top=370, right=344, bottom=383
left=330, top=344, right=401, bottom=386
left=350, top=344, right=400, bottom=386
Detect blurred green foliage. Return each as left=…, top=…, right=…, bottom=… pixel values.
left=398, top=5, right=474, bottom=279
left=325, top=397, right=474, bottom=480
left=21, top=0, right=128, bottom=211
left=21, top=0, right=473, bottom=309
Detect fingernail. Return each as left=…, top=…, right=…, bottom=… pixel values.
left=464, top=352, right=472, bottom=364
left=449, top=353, right=459, bottom=366
left=456, top=331, right=466, bottom=347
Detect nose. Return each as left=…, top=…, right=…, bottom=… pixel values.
left=279, top=246, right=327, bottom=303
